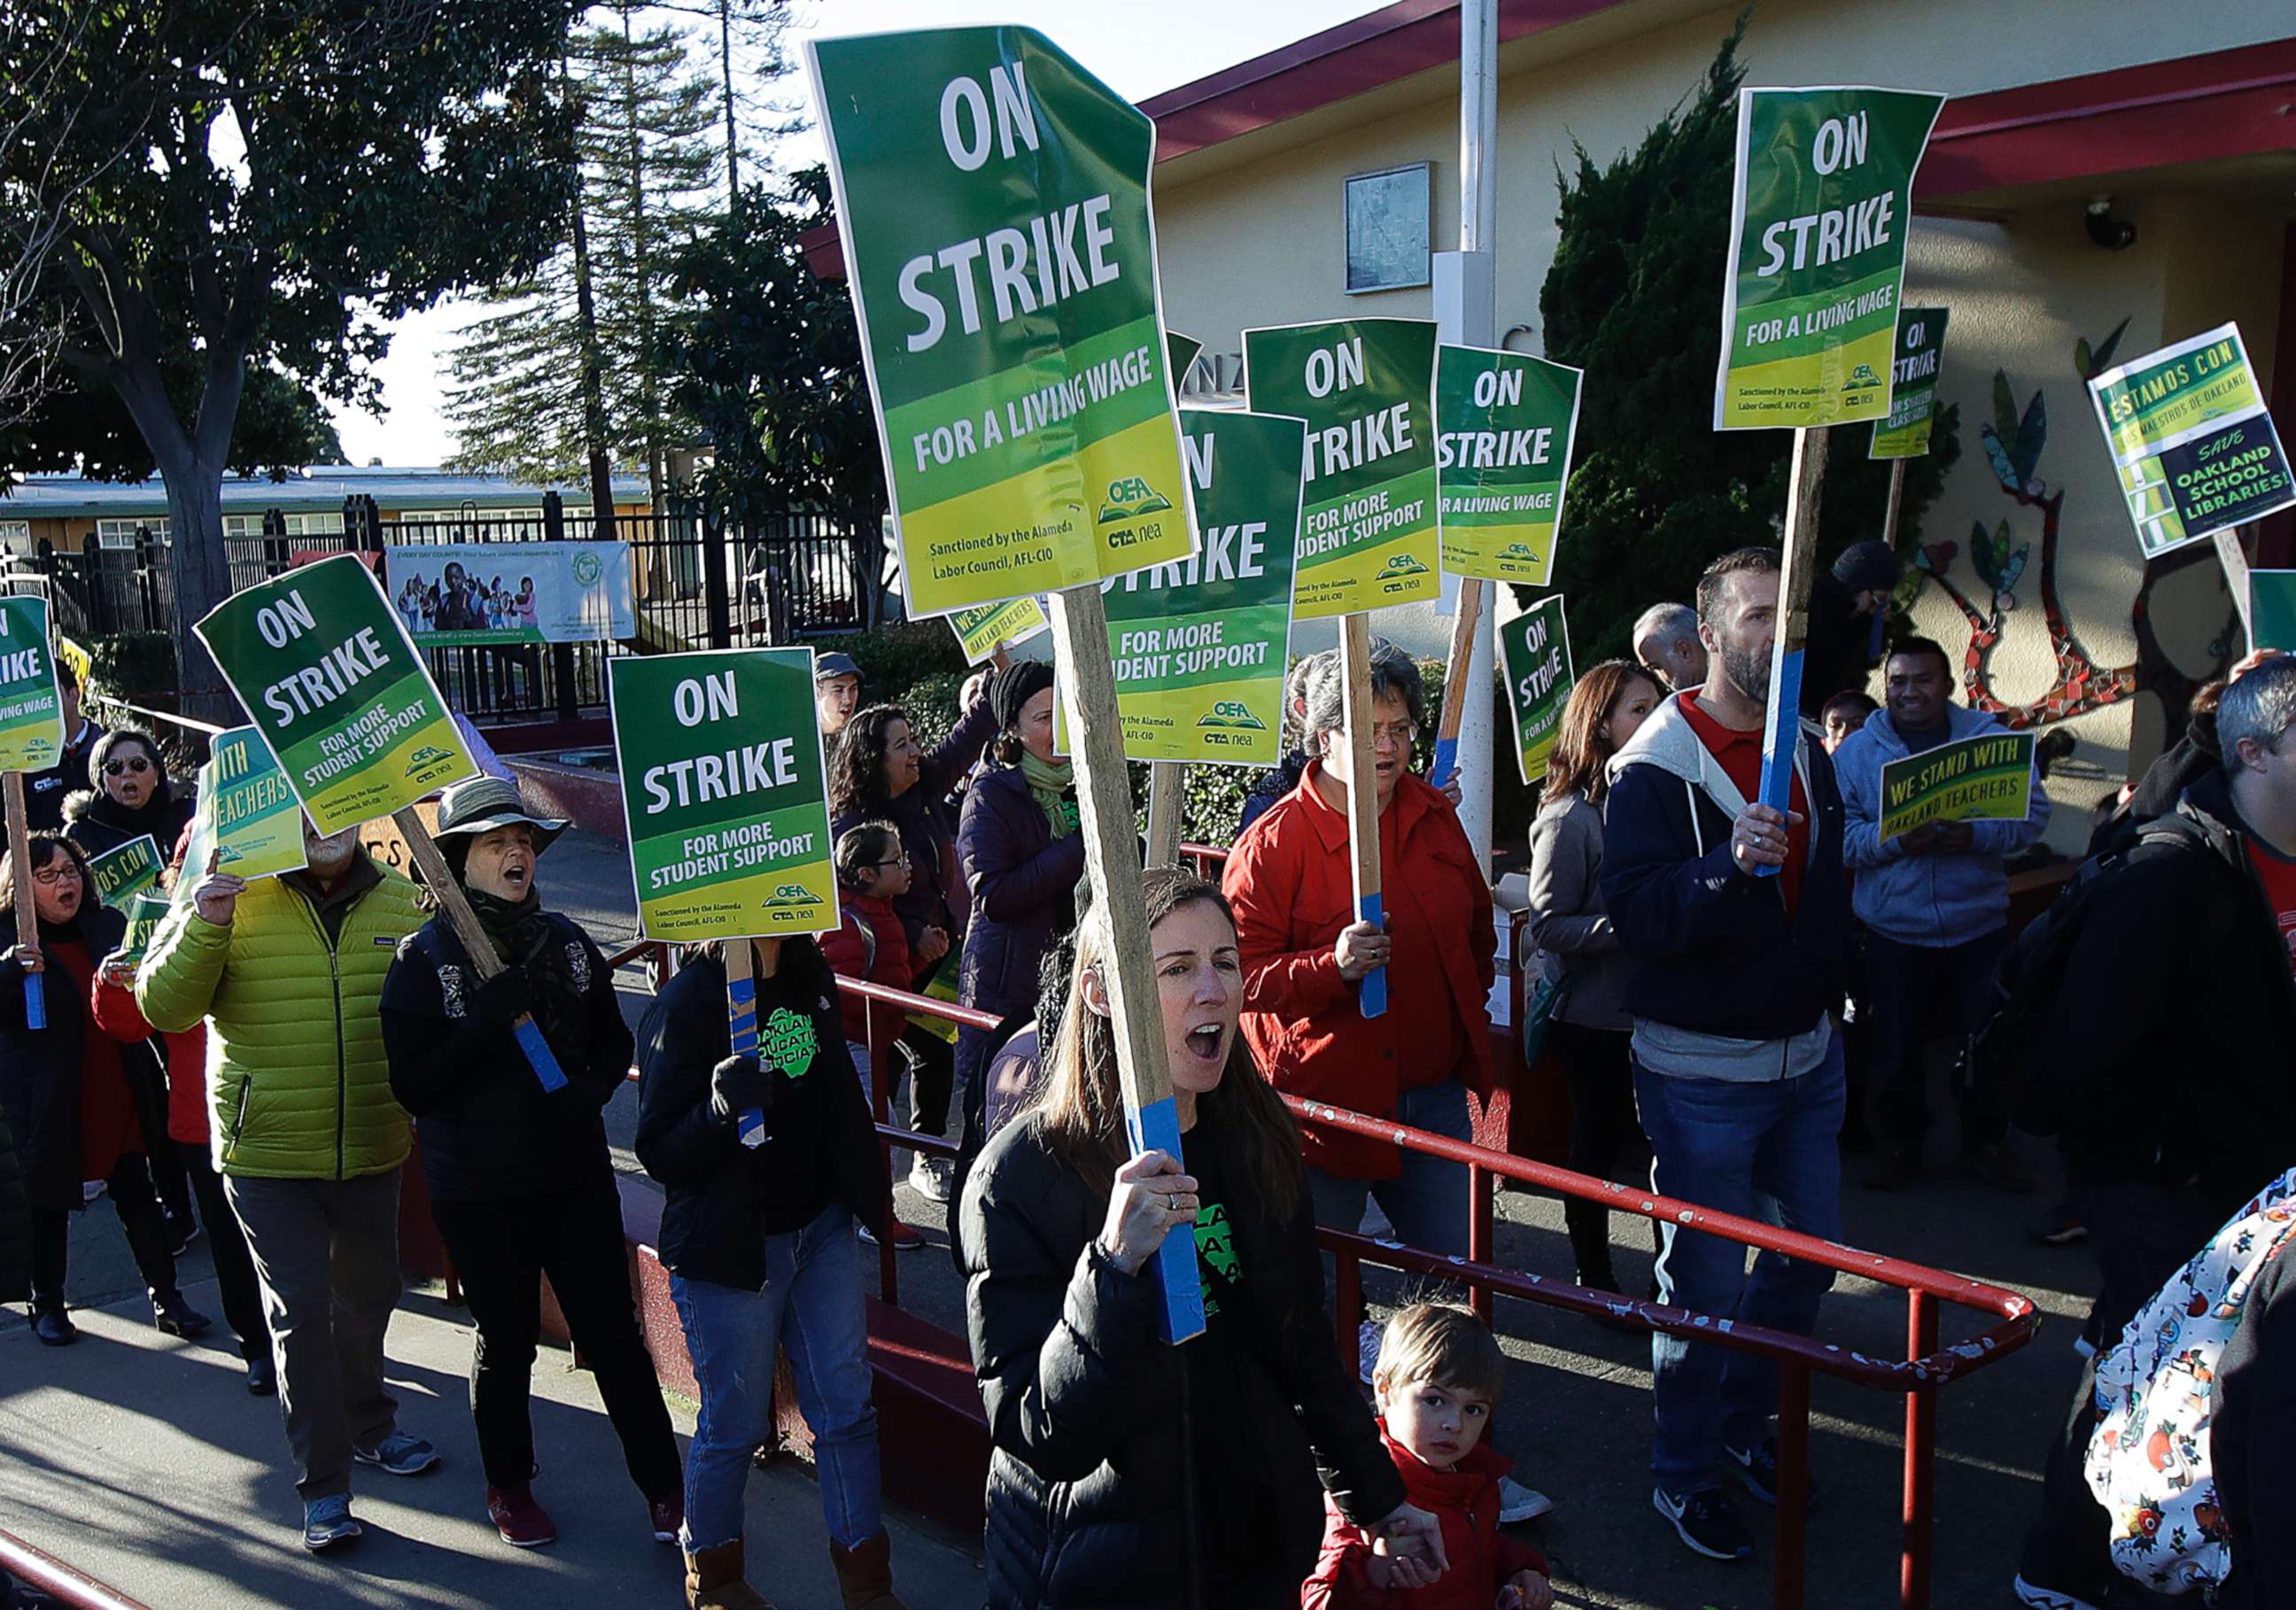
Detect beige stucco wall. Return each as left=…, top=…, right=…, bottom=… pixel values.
left=1151, top=0, right=2292, bottom=849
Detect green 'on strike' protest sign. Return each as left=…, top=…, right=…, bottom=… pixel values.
left=609, top=648, right=840, bottom=942
left=1435, top=344, right=1583, bottom=584
left=1245, top=317, right=1440, bottom=619
left=1500, top=596, right=1575, bottom=785
left=1870, top=306, right=1949, bottom=459
left=809, top=27, right=1192, bottom=619
left=1878, top=730, right=2036, bottom=840
left=1098, top=409, right=1305, bottom=766
left=2086, top=323, right=2296, bottom=559
left=195, top=555, right=477, bottom=836
left=0, top=595, right=63, bottom=774
left=1715, top=87, right=1946, bottom=430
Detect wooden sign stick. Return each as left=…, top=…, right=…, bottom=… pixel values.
left=1049, top=582, right=1206, bottom=1344
left=1880, top=458, right=1908, bottom=549
left=389, top=804, right=567, bottom=1090
left=5, top=772, right=43, bottom=1028
left=1338, top=613, right=1388, bottom=1017
left=1144, top=761, right=1184, bottom=868
left=2215, top=527, right=2254, bottom=652
left=1431, top=578, right=1485, bottom=792
left=1755, top=427, right=1830, bottom=874
left=721, top=933, right=768, bottom=1148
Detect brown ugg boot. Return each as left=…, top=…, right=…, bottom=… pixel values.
left=827, top=1532, right=909, bottom=1610
left=683, top=1538, right=774, bottom=1610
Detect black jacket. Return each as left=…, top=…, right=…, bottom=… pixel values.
left=1799, top=570, right=1881, bottom=717
left=0, top=1104, right=27, bottom=1304
left=633, top=945, right=888, bottom=1290
left=831, top=695, right=999, bottom=982
left=2040, top=770, right=2296, bottom=1206
left=2215, top=1228, right=2296, bottom=1609
left=955, top=763, right=1083, bottom=1031
left=1600, top=703, right=1851, bottom=1043
left=21, top=722, right=104, bottom=835
left=61, top=786, right=195, bottom=863
left=0, top=902, right=166, bottom=1211
left=380, top=911, right=633, bottom=1203
left=959, top=1109, right=1404, bottom=1610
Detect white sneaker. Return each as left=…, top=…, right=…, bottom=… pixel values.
left=908, top=1156, right=951, bottom=1203
left=1497, top=1475, right=1554, bottom=1524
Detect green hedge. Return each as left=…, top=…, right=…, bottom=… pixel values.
left=87, top=631, right=177, bottom=702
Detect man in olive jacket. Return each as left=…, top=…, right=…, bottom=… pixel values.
left=138, top=817, right=438, bottom=1552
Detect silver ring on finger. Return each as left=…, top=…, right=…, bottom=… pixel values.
left=1167, top=1193, right=1180, bottom=1213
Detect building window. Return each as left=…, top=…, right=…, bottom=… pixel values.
left=96, top=517, right=168, bottom=549
left=223, top=513, right=346, bottom=538
left=1343, top=162, right=1431, bottom=294
left=0, top=521, right=29, bottom=559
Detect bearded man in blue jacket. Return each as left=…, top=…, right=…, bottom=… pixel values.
left=1832, top=638, right=2051, bottom=1194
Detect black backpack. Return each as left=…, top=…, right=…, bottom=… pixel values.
left=1973, top=824, right=2191, bottom=1137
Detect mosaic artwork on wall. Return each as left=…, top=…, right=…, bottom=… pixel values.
left=1899, top=321, right=2235, bottom=732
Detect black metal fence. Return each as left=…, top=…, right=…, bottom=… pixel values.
left=14, top=492, right=885, bottom=723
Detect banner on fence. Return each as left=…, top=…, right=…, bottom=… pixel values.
left=948, top=596, right=1051, bottom=664
left=195, top=554, right=479, bottom=836
left=88, top=834, right=162, bottom=909
left=1435, top=344, right=1583, bottom=584
left=1878, top=730, right=2036, bottom=840
left=1715, top=87, right=1946, bottom=430
left=1244, top=317, right=1440, bottom=619
left=1091, top=408, right=1304, bottom=766
left=178, top=724, right=312, bottom=888
left=0, top=595, right=63, bottom=775
left=810, top=26, right=1193, bottom=619
left=2087, top=324, right=2296, bottom=559
left=1870, top=306, right=1950, bottom=459
left=609, top=647, right=841, bottom=941
left=2251, top=571, right=2296, bottom=654
left=386, top=540, right=633, bottom=646
left=1500, top=597, right=1575, bottom=785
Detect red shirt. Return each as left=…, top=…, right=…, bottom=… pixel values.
left=1677, top=688, right=1811, bottom=916
left=2246, top=840, right=2296, bottom=978
left=1302, top=1427, right=1548, bottom=1610
left=1224, top=765, right=1495, bottom=1180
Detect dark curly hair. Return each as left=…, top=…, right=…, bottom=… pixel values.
left=827, top=704, right=911, bottom=819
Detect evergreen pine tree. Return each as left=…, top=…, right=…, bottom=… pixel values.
left=1532, top=17, right=1958, bottom=660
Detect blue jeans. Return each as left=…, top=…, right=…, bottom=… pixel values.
left=671, top=1204, right=882, bottom=1552
left=1634, top=1032, right=1845, bottom=1494
left=1305, top=1077, right=1474, bottom=1258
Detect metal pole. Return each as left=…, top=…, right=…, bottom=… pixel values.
left=1453, top=0, right=1500, bottom=867
left=1903, top=1290, right=1940, bottom=1609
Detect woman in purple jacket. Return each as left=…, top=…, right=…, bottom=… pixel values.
left=951, top=662, right=1084, bottom=1165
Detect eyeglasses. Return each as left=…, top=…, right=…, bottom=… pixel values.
left=1368, top=722, right=1419, bottom=747
left=103, top=755, right=153, bottom=777
left=30, top=863, right=81, bottom=886
left=873, top=853, right=911, bottom=870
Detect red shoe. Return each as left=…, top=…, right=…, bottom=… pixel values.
left=649, top=1491, right=684, bottom=1545
left=485, top=1485, right=558, bottom=1549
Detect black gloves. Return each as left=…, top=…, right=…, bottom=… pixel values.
left=708, top=1054, right=772, bottom=1129
left=473, top=966, right=532, bottom=1029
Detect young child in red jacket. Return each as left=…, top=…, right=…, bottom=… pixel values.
left=1304, top=1304, right=1553, bottom=1610
left=820, top=820, right=919, bottom=1250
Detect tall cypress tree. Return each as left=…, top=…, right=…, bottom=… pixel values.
left=1532, top=18, right=1958, bottom=659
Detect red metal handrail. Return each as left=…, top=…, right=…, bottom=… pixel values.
left=600, top=933, right=2038, bottom=1610
left=0, top=1528, right=155, bottom=1610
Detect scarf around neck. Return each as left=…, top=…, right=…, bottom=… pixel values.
left=463, top=884, right=585, bottom=1049
left=1020, top=749, right=1077, bottom=838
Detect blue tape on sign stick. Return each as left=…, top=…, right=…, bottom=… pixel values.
left=1753, top=646, right=1805, bottom=880
left=22, top=973, right=43, bottom=1031
left=1357, top=892, right=1388, bottom=1018
left=725, top=963, right=767, bottom=1149
left=511, top=1016, right=568, bottom=1092
left=1127, top=1095, right=1207, bottom=1345
left=1430, top=736, right=1460, bottom=795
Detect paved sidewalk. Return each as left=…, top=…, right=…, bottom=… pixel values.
left=0, top=1279, right=985, bottom=1610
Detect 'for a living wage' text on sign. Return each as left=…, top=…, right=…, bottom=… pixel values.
left=1878, top=730, right=2036, bottom=841
left=609, top=648, right=840, bottom=942
left=0, top=595, right=63, bottom=775
left=1245, top=317, right=1440, bottom=618
left=1715, top=87, right=1945, bottom=430
left=2086, top=323, right=2296, bottom=560
left=1435, top=344, right=1582, bottom=585
left=809, top=27, right=1192, bottom=619
left=196, top=555, right=477, bottom=836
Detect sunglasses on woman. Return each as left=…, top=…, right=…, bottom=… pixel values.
left=103, top=755, right=153, bottom=777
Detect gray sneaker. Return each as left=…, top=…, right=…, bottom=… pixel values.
left=302, top=1494, right=362, bottom=1552
left=353, top=1430, right=440, bottom=1476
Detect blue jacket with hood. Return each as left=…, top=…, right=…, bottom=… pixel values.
left=1832, top=702, right=2052, bottom=948
left=1598, top=695, right=1851, bottom=1053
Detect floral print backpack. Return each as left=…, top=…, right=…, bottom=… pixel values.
left=2084, top=1167, right=2296, bottom=1597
